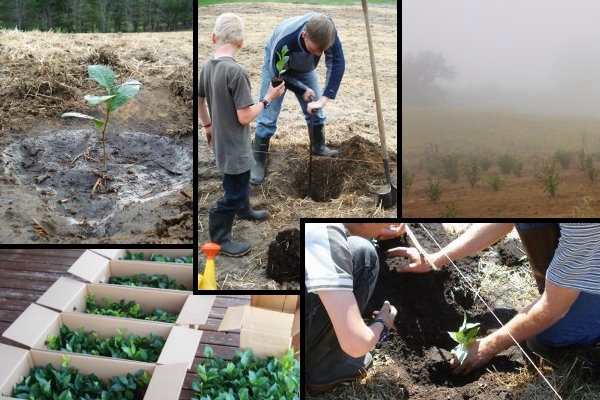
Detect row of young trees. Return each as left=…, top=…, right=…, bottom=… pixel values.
left=0, top=0, right=192, bottom=32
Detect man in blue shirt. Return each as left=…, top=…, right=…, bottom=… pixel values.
left=251, top=13, right=346, bottom=184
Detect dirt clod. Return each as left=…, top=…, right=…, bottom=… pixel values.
left=266, top=228, right=301, bottom=284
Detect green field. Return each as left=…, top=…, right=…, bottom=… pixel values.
left=199, top=0, right=395, bottom=5
left=402, top=107, right=600, bottom=159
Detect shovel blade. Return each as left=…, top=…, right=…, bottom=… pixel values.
left=377, top=184, right=397, bottom=210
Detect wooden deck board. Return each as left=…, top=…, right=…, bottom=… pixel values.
left=0, top=249, right=249, bottom=400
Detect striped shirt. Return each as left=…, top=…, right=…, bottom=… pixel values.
left=305, top=223, right=353, bottom=293
left=546, top=223, right=600, bottom=295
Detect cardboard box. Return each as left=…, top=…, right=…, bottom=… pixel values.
left=2, top=303, right=202, bottom=369
left=36, top=277, right=215, bottom=328
left=0, top=343, right=187, bottom=400
left=218, top=295, right=300, bottom=359
left=90, top=248, right=193, bottom=263
left=69, top=250, right=193, bottom=292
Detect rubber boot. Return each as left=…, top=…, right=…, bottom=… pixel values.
left=236, top=199, right=269, bottom=221
left=310, top=124, right=340, bottom=158
left=250, top=135, right=269, bottom=185
left=515, top=223, right=561, bottom=294
left=208, top=209, right=251, bottom=257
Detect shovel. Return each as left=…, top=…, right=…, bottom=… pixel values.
left=307, top=95, right=320, bottom=200
left=361, top=0, right=398, bottom=209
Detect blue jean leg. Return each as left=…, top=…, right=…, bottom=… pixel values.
left=256, top=46, right=326, bottom=139
left=214, top=171, right=250, bottom=214
left=256, top=46, right=284, bottom=140
left=535, top=291, right=600, bottom=347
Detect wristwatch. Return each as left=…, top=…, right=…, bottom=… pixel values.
left=371, top=318, right=389, bottom=343
left=261, top=99, right=270, bottom=109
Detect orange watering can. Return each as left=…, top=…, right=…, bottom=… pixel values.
left=199, top=242, right=219, bottom=290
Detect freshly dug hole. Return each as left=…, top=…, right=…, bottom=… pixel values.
left=366, top=246, right=522, bottom=389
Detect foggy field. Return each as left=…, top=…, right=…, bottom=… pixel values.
left=402, top=107, right=600, bottom=218
left=402, top=107, right=600, bottom=158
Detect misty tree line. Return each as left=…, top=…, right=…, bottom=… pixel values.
left=0, top=0, right=193, bottom=32
left=402, top=51, right=457, bottom=107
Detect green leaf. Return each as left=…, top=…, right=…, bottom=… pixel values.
left=88, top=65, right=115, bottom=90
left=61, top=112, right=105, bottom=130
left=84, top=94, right=116, bottom=106
left=107, top=79, right=141, bottom=111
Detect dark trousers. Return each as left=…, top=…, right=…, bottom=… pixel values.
left=305, top=236, right=380, bottom=382
left=214, top=170, right=250, bottom=214
left=515, top=223, right=560, bottom=294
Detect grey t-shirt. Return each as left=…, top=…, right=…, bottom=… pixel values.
left=199, top=56, right=255, bottom=175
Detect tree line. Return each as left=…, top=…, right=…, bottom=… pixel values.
left=0, top=0, right=193, bottom=32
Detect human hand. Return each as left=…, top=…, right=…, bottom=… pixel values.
left=265, top=81, right=286, bottom=102
left=303, top=88, right=316, bottom=102
left=205, top=127, right=212, bottom=147
left=449, top=338, right=494, bottom=375
left=375, top=223, right=405, bottom=241
left=388, top=247, right=433, bottom=273
left=372, top=300, right=397, bottom=328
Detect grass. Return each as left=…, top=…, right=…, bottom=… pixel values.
left=199, top=0, right=396, bottom=5
left=402, top=107, right=600, bottom=159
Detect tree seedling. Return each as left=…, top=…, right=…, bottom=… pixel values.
left=448, top=311, right=481, bottom=365
left=62, top=65, right=141, bottom=171
left=271, top=45, right=289, bottom=87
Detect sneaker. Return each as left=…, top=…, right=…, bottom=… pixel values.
left=306, top=352, right=373, bottom=394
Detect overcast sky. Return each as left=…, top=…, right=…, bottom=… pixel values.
left=402, top=0, right=600, bottom=116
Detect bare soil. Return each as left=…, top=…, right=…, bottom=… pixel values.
left=198, top=3, right=397, bottom=289
left=402, top=165, right=600, bottom=217
left=0, top=30, right=193, bottom=243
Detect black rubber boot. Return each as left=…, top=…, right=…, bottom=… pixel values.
left=237, top=200, right=269, bottom=221
left=250, top=135, right=270, bottom=185
left=310, top=124, right=340, bottom=158
left=515, top=223, right=561, bottom=294
left=208, top=209, right=251, bottom=257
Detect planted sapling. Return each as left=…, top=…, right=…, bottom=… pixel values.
left=62, top=65, right=141, bottom=170
left=448, top=311, right=481, bottom=365
left=271, top=45, right=289, bottom=87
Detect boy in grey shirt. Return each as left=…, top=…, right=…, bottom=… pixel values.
left=199, top=13, right=285, bottom=256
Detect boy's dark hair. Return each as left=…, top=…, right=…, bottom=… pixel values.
left=305, top=14, right=336, bottom=52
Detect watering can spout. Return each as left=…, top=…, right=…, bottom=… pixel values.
left=199, top=242, right=220, bottom=290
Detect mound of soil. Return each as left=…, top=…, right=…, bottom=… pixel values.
left=291, top=135, right=397, bottom=201
left=266, top=227, right=300, bottom=284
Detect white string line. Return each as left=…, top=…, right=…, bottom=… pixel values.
left=418, top=223, right=563, bottom=400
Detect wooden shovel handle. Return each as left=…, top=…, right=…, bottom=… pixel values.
left=361, top=0, right=389, bottom=161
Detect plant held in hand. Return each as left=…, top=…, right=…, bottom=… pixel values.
left=448, top=311, right=481, bottom=365
left=62, top=65, right=141, bottom=170
left=271, top=45, right=289, bottom=87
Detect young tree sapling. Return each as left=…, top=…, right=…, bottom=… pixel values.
left=448, top=311, right=481, bottom=365
left=62, top=65, right=141, bottom=171
left=271, top=45, right=289, bottom=87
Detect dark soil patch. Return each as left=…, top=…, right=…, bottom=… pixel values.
left=3, top=129, right=192, bottom=238
left=364, top=237, right=524, bottom=399
left=266, top=227, right=300, bottom=284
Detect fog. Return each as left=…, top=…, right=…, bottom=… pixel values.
left=402, top=0, right=600, bottom=117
